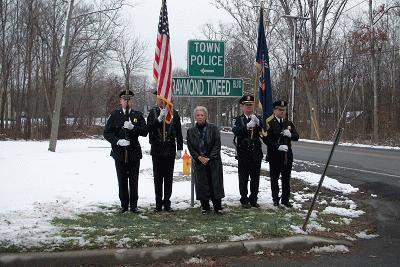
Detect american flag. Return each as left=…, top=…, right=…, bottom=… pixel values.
left=256, top=6, right=273, bottom=125
left=153, top=0, right=173, bottom=124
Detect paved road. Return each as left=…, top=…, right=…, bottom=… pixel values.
left=184, top=128, right=400, bottom=266
left=217, top=131, right=400, bottom=186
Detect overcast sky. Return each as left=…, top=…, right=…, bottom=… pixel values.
left=123, top=0, right=234, bottom=78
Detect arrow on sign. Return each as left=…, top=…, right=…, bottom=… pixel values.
left=200, top=68, right=215, bottom=74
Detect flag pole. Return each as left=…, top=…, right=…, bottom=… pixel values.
left=253, top=0, right=264, bottom=113
left=302, top=128, right=343, bottom=231
left=163, top=101, right=166, bottom=142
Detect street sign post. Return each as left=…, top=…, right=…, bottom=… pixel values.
left=173, top=77, right=243, bottom=97
left=187, top=40, right=225, bottom=77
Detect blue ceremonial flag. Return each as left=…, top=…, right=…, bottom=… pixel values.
left=256, top=6, right=273, bottom=124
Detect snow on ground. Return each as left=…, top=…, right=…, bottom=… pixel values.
left=222, top=131, right=400, bottom=150
left=322, top=206, right=365, bottom=218
left=309, top=244, right=350, bottom=254
left=0, top=138, right=364, bottom=248
left=355, top=230, right=379, bottom=239
left=299, top=139, right=400, bottom=150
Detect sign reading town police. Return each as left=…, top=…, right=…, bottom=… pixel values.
left=173, top=77, right=243, bottom=97
left=187, top=40, right=225, bottom=77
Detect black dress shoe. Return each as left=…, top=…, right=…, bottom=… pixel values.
left=164, top=206, right=173, bottom=212
left=273, top=201, right=279, bottom=207
left=120, top=208, right=128, bottom=213
left=251, top=203, right=260, bottom=208
left=241, top=203, right=251, bottom=209
left=153, top=207, right=162, bottom=213
left=214, top=209, right=224, bottom=215
left=201, top=209, right=210, bottom=215
left=130, top=207, right=140, bottom=214
left=281, top=202, right=293, bottom=208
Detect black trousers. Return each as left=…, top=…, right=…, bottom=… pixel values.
left=114, top=160, right=140, bottom=209
left=152, top=155, right=175, bottom=209
left=238, top=159, right=261, bottom=205
left=269, top=161, right=292, bottom=203
left=200, top=166, right=222, bottom=211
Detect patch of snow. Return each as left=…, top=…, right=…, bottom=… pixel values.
left=336, top=233, right=357, bottom=241
left=229, top=233, right=255, bottom=241
left=190, top=235, right=207, bottom=242
left=300, top=139, right=400, bottom=150
left=355, top=230, right=379, bottom=239
left=293, top=192, right=314, bottom=203
left=290, top=225, right=307, bottom=235
left=293, top=171, right=358, bottom=194
left=185, top=256, right=205, bottom=264
left=116, top=237, right=132, bottom=248
left=309, top=245, right=349, bottom=254
left=322, top=206, right=365, bottom=218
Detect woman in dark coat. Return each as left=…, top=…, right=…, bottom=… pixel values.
left=186, top=106, right=225, bottom=215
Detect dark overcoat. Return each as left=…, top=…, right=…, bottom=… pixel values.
left=146, top=107, right=183, bottom=157
left=232, top=114, right=264, bottom=161
left=263, top=117, right=299, bottom=164
left=103, top=108, right=148, bottom=162
left=186, top=123, right=225, bottom=200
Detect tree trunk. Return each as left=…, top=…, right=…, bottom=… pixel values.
left=49, top=0, right=74, bottom=152
left=369, top=0, right=379, bottom=143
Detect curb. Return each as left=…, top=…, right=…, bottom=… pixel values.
left=0, top=236, right=352, bottom=266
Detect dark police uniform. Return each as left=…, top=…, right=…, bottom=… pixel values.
left=103, top=90, right=148, bottom=212
left=264, top=100, right=299, bottom=206
left=232, top=95, right=264, bottom=207
left=147, top=106, right=183, bottom=211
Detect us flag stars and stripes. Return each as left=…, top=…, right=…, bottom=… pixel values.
left=153, top=0, right=173, bottom=124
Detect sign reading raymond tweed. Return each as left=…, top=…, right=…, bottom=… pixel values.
left=173, top=77, right=243, bottom=97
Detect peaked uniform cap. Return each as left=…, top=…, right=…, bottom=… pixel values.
left=119, top=90, right=134, bottom=98
left=273, top=100, right=288, bottom=108
left=239, top=95, right=254, bottom=105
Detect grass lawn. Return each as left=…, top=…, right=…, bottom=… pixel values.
left=0, top=178, right=372, bottom=253
left=45, top=205, right=304, bottom=252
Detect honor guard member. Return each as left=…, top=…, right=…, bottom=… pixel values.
left=232, top=95, right=264, bottom=208
left=103, top=89, right=148, bottom=214
left=264, top=100, right=299, bottom=208
left=147, top=92, right=183, bottom=212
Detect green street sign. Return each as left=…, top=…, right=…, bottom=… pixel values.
left=187, top=40, right=225, bottom=77
left=173, top=77, right=243, bottom=97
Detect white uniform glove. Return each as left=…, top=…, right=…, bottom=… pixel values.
left=123, top=121, right=134, bottom=130
left=250, top=114, right=259, bottom=125
left=278, top=145, right=288, bottom=152
left=283, top=129, right=291, bottom=138
left=117, top=139, right=130, bottom=147
left=246, top=120, right=256, bottom=129
left=158, top=108, right=167, bottom=122
left=175, top=150, right=182, bottom=159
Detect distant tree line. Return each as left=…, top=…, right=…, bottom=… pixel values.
left=0, top=0, right=399, bottom=146
left=199, top=0, right=400, bottom=145
left=0, top=0, right=149, bottom=140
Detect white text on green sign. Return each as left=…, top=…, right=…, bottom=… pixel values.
left=187, top=40, right=225, bottom=77
left=173, top=77, right=243, bottom=97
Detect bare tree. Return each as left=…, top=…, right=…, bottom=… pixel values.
left=113, top=34, right=148, bottom=91
left=48, top=0, right=127, bottom=151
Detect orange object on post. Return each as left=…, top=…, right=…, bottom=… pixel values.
left=182, top=149, right=191, bottom=176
